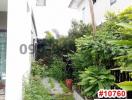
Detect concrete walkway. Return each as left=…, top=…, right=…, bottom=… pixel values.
left=0, top=89, right=4, bottom=100
left=0, top=95, right=4, bottom=100
left=42, top=77, right=80, bottom=100
left=42, top=77, right=64, bottom=95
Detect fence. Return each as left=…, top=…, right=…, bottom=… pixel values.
left=111, top=69, right=132, bottom=98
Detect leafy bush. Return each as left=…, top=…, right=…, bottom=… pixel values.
left=112, top=23, right=132, bottom=70
left=69, top=35, right=125, bottom=84
left=54, top=37, right=76, bottom=55
left=70, top=7, right=132, bottom=84
left=68, top=20, right=92, bottom=39
left=48, top=56, right=66, bottom=80
left=71, top=36, right=124, bottom=70
left=31, top=61, right=47, bottom=77
left=36, top=20, right=92, bottom=62
left=117, top=6, right=132, bottom=22
left=79, top=66, right=115, bottom=97
left=108, top=6, right=132, bottom=71
left=24, top=76, right=52, bottom=100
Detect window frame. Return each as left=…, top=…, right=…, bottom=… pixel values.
left=0, top=30, right=7, bottom=79
left=36, top=0, right=46, bottom=6
left=0, top=30, right=7, bottom=32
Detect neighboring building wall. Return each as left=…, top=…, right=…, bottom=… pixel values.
left=78, top=0, right=91, bottom=24
left=0, top=12, right=7, bottom=30
left=94, top=0, right=132, bottom=25
left=5, top=0, right=32, bottom=100
left=109, top=0, right=132, bottom=12
left=94, top=0, right=110, bottom=25
left=75, top=0, right=109, bottom=25
left=70, top=0, right=132, bottom=25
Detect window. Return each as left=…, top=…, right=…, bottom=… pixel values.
left=36, top=0, right=46, bottom=6
left=110, top=0, right=117, bottom=5
left=0, top=31, right=6, bottom=79
left=82, top=7, right=87, bottom=23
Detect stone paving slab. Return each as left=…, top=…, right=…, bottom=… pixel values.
left=0, top=95, right=4, bottom=100
left=42, top=77, right=64, bottom=94
left=0, top=89, right=5, bottom=100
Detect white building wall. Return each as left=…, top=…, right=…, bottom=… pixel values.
left=75, top=0, right=132, bottom=25
left=5, top=0, right=32, bottom=100
left=110, top=0, right=132, bottom=13
left=94, top=0, right=132, bottom=25
left=78, top=0, right=91, bottom=24
left=94, top=0, right=110, bottom=25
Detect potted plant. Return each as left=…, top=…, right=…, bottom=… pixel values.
left=65, top=59, right=74, bottom=90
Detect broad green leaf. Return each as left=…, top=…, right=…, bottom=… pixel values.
left=116, top=81, right=132, bottom=91
left=110, top=40, right=132, bottom=46
left=117, top=23, right=132, bottom=30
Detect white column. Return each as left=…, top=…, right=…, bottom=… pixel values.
left=5, top=0, right=31, bottom=100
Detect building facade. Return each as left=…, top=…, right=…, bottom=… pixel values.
left=2, top=0, right=38, bottom=99
left=0, top=0, right=7, bottom=94
left=69, top=0, right=132, bottom=25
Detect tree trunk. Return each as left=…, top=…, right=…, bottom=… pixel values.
left=88, top=0, right=96, bottom=39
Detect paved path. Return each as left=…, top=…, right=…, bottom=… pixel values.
left=42, top=77, right=64, bottom=94
left=0, top=89, right=5, bottom=100
left=0, top=95, right=4, bottom=100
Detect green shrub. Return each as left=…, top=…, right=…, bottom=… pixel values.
left=31, top=61, right=47, bottom=77
left=68, top=20, right=92, bottom=39
left=48, top=56, right=66, bottom=80
left=24, top=76, right=52, bottom=100
left=36, top=20, right=92, bottom=61
left=70, top=36, right=124, bottom=71
left=79, top=66, right=115, bottom=98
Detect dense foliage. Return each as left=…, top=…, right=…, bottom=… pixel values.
left=24, top=76, right=52, bottom=100
left=71, top=36, right=125, bottom=69
left=68, top=20, right=92, bottom=39
left=79, top=66, right=115, bottom=97
left=31, top=6, right=132, bottom=99
left=69, top=6, right=132, bottom=97
left=48, top=56, right=66, bottom=80
left=31, top=61, right=47, bottom=77
left=36, top=21, right=92, bottom=64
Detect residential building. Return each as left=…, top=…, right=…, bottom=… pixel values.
left=1, top=0, right=38, bottom=100
left=0, top=0, right=7, bottom=96
left=69, top=0, right=132, bottom=25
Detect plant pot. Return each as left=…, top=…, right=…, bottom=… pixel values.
left=65, top=79, right=73, bottom=90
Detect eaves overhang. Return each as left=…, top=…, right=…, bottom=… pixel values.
left=68, top=0, right=84, bottom=9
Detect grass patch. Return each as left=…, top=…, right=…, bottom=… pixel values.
left=24, top=76, right=53, bottom=100
left=49, top=78, right=55, bottom=89
left=59, top=81, right=71, bottom=93
left=54, top=94, right=74, bottom=100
